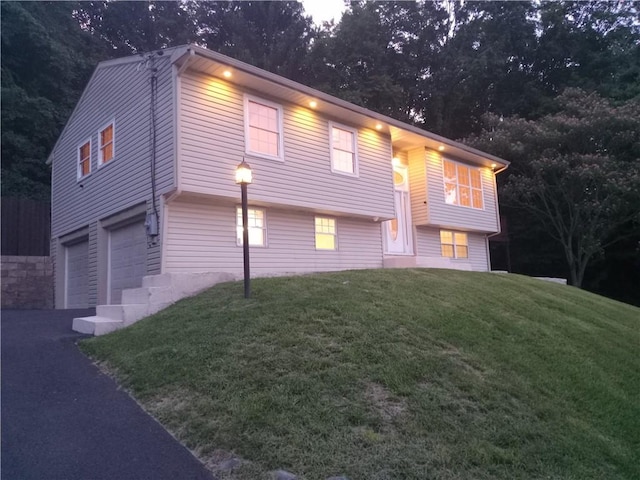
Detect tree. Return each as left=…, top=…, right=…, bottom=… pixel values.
left=196, top=1, right=314, bottom=82
left=467, top=89, right=640, bottom=287
left=1, top=1, right=109, bottom=200
left=307, top=1, right=448, bottom=123
left=421, top=1, right=540, bottom=138
left=535, top=1, right=640, bottom=101
left=73, top=1, right=198, bottom=54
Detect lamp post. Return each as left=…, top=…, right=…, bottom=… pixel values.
left=235, top=160, right=253, bottom=298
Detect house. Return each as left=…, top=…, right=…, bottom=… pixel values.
left=47, top=44, right=508, bottom=335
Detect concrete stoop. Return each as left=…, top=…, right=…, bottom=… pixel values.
left=72, top=272, right=237, bottom=336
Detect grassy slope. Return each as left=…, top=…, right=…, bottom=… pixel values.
left=81, top=269, right=640, bottom=480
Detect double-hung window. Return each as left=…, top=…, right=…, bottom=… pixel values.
left=330, top=123, right=358, bottom=175
left=244, top=96, right=283, bottom=160
left=443, top=159, right=483, bottom=209
left=77, top=140, right=91, bottom=179
left=236, top=207, right=266, bottom=246
left=98, top=122, right=115, bottom=166
left=440, top=230, right=468, bottom=259
left=315, top=217, right=337, bottom=250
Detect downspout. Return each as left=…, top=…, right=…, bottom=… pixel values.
left=487, top=164, right=508, bottom=239
left=145, top=52, right=161, bottom=243
left=486, top=164, right=509, bottom=270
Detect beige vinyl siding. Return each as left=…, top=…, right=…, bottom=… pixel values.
left=407, top=148, right=428, bottom=225
left=415, top=227, right=489, bottom=271
left=421, top=149, right=499, bottom=232
left=178, top=71, right=395, bottom=219
left=50, top=58, right=174, bottom=305
left=164, top=197, right=383, bottom=275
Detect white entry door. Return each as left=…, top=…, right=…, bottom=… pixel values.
left=384, top=164, right=413, bottom=255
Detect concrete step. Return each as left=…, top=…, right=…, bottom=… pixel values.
left=142, top=273, right=173, bottom=288
left=96, top=304, right=148, bottom=325
left=121, top=286, right=173, bottom=305
left=77, top=272, right=238, bottom=336
left=73, top=316, right=123, bottom=336
left=383, top=255, right=417, bottom=268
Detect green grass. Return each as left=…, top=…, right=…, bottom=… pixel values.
left=80, top=269, right=640, bottom=479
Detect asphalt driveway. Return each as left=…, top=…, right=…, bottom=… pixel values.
left=1, top=309, right=213, bottom=480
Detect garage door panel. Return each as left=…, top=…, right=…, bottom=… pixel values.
left=110, top=222, right=147, bottom=304
left=66, top=241, right=89, bottom=308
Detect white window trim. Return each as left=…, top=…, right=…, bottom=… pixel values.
left=329, top=122, right=359, bottom=177
left=97, top=119, right=116, bottom=168
left=314, top=216, right=338, bottom=251
left=441, top=158, right=484, bottom=210
left=77, top=138, right=92, bottom=181
left=440, top=230, right=469, bottom=259
left=236, top=206, right=267, bottom=248
left=243, top=94, right=284, bottom=162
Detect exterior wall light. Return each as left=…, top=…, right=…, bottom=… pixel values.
left=235, top=160, right=253, bottom=185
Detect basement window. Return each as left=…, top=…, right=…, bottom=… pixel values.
left=440, top=230, right=468, bottom=259
left=315, top=217, right=337, bottom=250
left=236, top=207, right=266, bottom=247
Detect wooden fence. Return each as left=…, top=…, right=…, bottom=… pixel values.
left=1, top=197, right=50, bottom=256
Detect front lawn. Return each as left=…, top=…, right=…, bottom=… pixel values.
left=81, top=269, right=640, bottom=479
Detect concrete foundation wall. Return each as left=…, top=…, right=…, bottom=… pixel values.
left=1, top=256, right=54, bottom=309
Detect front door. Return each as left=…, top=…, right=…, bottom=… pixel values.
left=384, top=164, right=413, bottom=255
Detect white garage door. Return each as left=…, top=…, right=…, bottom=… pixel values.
left=109, top=221, right=147, bottom=304
left=66, top=241, right=89, bottom=308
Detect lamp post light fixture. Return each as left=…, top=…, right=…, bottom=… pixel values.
left=235, top=160, right=253, bottom=298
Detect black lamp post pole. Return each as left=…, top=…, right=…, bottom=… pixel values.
left=241, top=182, right=251, bottom=298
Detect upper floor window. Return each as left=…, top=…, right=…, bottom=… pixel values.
left=236, top=207, right=266, bottom=246
left=330, top=123, right=358, bottom=176
left=443, top=159, right=483, bottom=209
left=440, top=230, right=468, bottom=259
left=244, top=95, right=283, bottom=161
left=315, top=217, right=337, bottom=250
left=77, top=140, right=91, bottom=179
left=98, top=122, right=115, bottom=166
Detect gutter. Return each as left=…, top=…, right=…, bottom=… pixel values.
left=493, top=164, right=508, bottom=175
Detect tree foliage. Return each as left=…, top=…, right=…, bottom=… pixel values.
left=1, top=1, right=108, bottom=200
left=536, top=1, right=640, bottom=101
left=196, top=1, right=314, bottom=82
left=73, top=1, right=198, bottom=54
left=467, top=90, right=640, bottom=287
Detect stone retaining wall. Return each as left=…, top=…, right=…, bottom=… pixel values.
left=1, top=256, right=54, bottom=309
